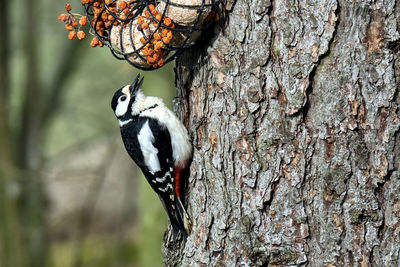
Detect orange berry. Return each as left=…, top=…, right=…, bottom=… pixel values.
left=153, top=52, right=160, bottom=61
left=140, top=37, right=146, bottom=44
left=157, top=58, right=164, bottom=66
left=108, top=14, right=114, bottom=21
left=155, top=41, right=163, bottom=49
left=81, top=0, right=90, bottom=4
left=162, top=37, right=170, bottom=44
left=137, top=16, right=144, bottom=25
left=79, top=16, right=87, bottom=26
left=77, top=31, right=85, bottom=40
left=58, top=13, right=68, bottom=22
left=144, top=10, right=150, bottom=18
left=119, top=1, right=127, bottom=10
left=155, top=14, right=162, bottom=22
left=91, top=37, right=99, bottom=47
left=147, top=56, right=155, bottom=64
left=96, top=25, right=104, bottom=32
left=141, top=48, right=148, bottom=55
left=101, top=12, right=108, bottom=21
left=71, top=19, right=78, bottom=27
left=95, top=21, right=104, bottom=31
left=93, top=7, right=102, bottom=16
left=65, top=3, right=72, bottom=12
left=65, top=24, right=74, bottom=30
left=141, top=22, right=149, bottom=29
left=99, top=40, right=104, bottom=47
left=163, top=17, right=172, bottom=26
left=151, top=9, right=158, bottom=16
left=93, top=1, right=100, bottom=8
left=147, top=48, right=154, bottom=56
left=167, top=31, right=173, bottom=39
left=153, top=63, right=158, bottom=68
left=161, top=29, right=168, bottom=37
left=68, top=30, right=76, bottom=40
left=104, top=21, right=112, bottom=28
left=148, top=4, right=155, bottom=12
left=153, top=32, right=161, bottom=40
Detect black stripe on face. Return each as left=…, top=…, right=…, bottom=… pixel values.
left=111, top=88, right=125, bottom=112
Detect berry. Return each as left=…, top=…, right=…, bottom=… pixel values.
left=79, top=16, right=87, bottom=26
left=68, top=31, right=76, bottom=40
left=77, top=31, right=85, bottom=40
left=65, top=3, right=72, bottom=12
left=58, top=13, right=68, bottom=22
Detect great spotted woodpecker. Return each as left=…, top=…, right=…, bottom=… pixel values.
left=111, top=74, right=192, bottom=237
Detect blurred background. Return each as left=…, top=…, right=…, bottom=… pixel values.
left=0, top=0, right=175, bottom=266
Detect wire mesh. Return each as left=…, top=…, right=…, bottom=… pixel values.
left=82, top=0, right=221, bottom=70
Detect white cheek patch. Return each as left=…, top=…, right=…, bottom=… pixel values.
left=137, top=120, right=161, bottom=174
left=115, top=90, right=130, bottom=117
left=115, top=100, right=129, bottom=117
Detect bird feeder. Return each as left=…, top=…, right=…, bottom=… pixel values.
left=82, top=0, right=220, bottom=70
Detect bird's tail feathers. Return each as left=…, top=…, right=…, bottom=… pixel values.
left=168, top=197, right=192, bottom=240
left=175, top=197, right=192, bottom=236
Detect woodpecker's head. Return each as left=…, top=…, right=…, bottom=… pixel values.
left=111, top=74, right=144, bottom=121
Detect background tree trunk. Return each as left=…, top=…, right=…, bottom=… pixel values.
left=164, top=0, right=400, bottom=266
left=0, top=0, right=86, bottom=265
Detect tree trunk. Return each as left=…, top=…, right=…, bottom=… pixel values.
left=163, top=0, right=400, bottom=266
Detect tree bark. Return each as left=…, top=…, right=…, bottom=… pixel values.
left=163, top=0, right=400, bottom=266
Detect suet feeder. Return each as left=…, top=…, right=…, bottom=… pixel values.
left=82, top=0, right=221, bottom=70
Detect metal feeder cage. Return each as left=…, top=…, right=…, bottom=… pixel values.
left=82, top=0, right=221, bottom=70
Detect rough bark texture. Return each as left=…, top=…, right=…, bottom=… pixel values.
left=164, top=0, right=400, bottom=266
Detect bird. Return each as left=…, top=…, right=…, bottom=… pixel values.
left=111, top=74, right=192, bottom=238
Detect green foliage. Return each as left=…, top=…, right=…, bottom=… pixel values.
left=50, top=235, right=140, bottom=267
left=48, top=173, right=167, bottom=267
left=1, top=0, right=175, bottom=266
left=136, top=174, right=167, bottom=267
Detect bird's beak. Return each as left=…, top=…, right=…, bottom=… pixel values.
left=130, top=74, right=144, bottom=95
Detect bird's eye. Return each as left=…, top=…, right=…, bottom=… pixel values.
left=120, top=95, right=127, bottom=102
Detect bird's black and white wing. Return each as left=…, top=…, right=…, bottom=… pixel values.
left=120, top=116, right=187, bottom=236
left=121, top=116, right=173, bottom=193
